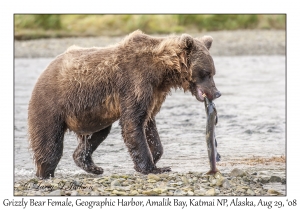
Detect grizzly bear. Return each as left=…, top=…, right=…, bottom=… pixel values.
left=28, top=30, right=221, bottom=179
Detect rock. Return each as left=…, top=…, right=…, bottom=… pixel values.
left=129, top=190, right=138, bottom=196
left=122, top=181, right=129, bottom=186
left=166, top=187, right=177, bottom=190
left=90, top=191, right=100, bottom=195
left=181, top=176, right=189, bottom=185
left=236, top=186, right=246, bottom=193
left=187, top=191, right=194, bottom=196
left=222, top=179, right=231, bottom=189
left=210, top=179, right=217, bottom=186
left=205, top=188, right=216, bottom=196
left=49, top=190, right=64, bottom=196
left=214, top=172, right=223, bottom=179
left=258, top=171, right=268, bottom=175
left=14, top=192, right=23, bottom=196
left=176, top=181, right=184, bottom=186
left=53, top=179, right=62, bottom=184
left=120, top=175, right=129, bottom=179
left=194, top=189, right=206, bottom=196
left=147, top=174, right=160, bottom=181
left=174, top=189, right=186, bottom=196
left=112, top=190, right=127, bottom=196
left=35, top=191, right=42, bottom=196
left=247, top=189, right=255, bottom=196
left=260, top=176, right=270, bottom=184
left=71, top=191, right=78, bottom=196
left=158, top=173, right=169, bottom=178
left=153, top=188, right=167, bottom=194
left=267, top=189, right=281, bottom=195
left=167, top=191, right=174, bottom=196
left=73, top=180, right=82, bottom=186
left=269, top=176, right=281, bottom=183
left=142, top=190, right=159, bottom=196
left=111, top=180, right=121, bottom=187
left=216, top=177, right=225, bottom=186
left=147, top=179, right=157, bottom=183
left=230, top=168, right=246, bottom=177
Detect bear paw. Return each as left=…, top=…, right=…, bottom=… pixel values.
left=152, top=166, right=172, bottom=174
left=84, top=165, right=104, bottom=175
left=136, top=166, right=171, bottom=174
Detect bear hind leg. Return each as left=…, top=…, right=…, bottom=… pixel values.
left=73, top=125, right=112, bottom=175
left=29, top=117, right=66, bottom=179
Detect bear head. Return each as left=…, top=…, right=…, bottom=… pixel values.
left=179, top=34, right=221, bottom=102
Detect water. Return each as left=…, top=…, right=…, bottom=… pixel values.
left=14, top=56, right=285, bottom=181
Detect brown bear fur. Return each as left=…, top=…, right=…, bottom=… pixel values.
left=28, top=30, right=221, bottom=179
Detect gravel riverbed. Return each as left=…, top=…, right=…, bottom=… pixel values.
left=14, top=169, right=285, bottom=196
left=14, top=30, right=286, bottom=196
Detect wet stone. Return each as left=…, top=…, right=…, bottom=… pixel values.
left=49, top=190, right=64, bottom=196
left=230, top=168, right=246, bottom=177
left=187, top=191, right=194, bottom=195
left=112, top=190, right=127, bottom=196
left=147, top=174, right=160, bottom=181
left=205, top=188, right=216, bottom=196
left=216, top=177, right=225, bottom=186
left=142, top=190, right=159, bottom=196
left=181, top=176, right=189, bottom=185
left=210, top=180, right=217, bottom=186
left=260, top=176, right=271, bottom=184
left=222, top=179, right=231, bottom=189
left=111, top=180, right=121, bottom=187
left=194, top=189, right=206, bottom=196
left=247, top=189, right=255, bottom=196
left=174, top=189, right=186, bottom=196
left=269, top=176, right=282, bottom=183
left=267, top=189, right=281, bottom=195
left=129, top=190, right=138, bottom=196
left=90, top=191, right=100, bottom=195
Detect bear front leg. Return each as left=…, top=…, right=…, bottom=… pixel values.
left=120, top=115, right=170, bottom=174
left=145, top=118, right=163, bottom=164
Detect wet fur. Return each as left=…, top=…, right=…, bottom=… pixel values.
left=28, top=30, right=218, bottom=178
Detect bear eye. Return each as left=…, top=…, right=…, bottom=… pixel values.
left=199, top=70, right=210, bottom=78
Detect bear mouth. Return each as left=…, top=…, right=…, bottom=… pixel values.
left=195, top=87, right=205, bottom=102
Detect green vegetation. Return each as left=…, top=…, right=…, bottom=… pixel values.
left=14, top=14, right=286, bottom=40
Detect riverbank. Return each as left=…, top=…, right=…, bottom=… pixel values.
left=14, top=168, right=285, bottom=196
left=14, top=30, right=285, bottom=58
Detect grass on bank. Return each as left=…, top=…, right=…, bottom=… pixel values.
left=14, top=14, right=286, bottom=40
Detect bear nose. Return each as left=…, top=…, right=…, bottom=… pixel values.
left=214, top=91, right=221, bottom=99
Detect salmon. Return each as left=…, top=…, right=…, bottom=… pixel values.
left=203, top=94, right=221, bottom=175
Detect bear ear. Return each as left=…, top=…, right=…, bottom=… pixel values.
left=180, top=34, right=194, bottom=53
left=179, top=34, right=194, bottom=68
left=201, top=35, right=213, bottom=50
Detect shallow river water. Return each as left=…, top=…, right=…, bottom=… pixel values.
left=14, top=56, right=285, bottom=182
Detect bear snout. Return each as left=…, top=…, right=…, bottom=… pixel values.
left=214, top=90, right=222, bottom=99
